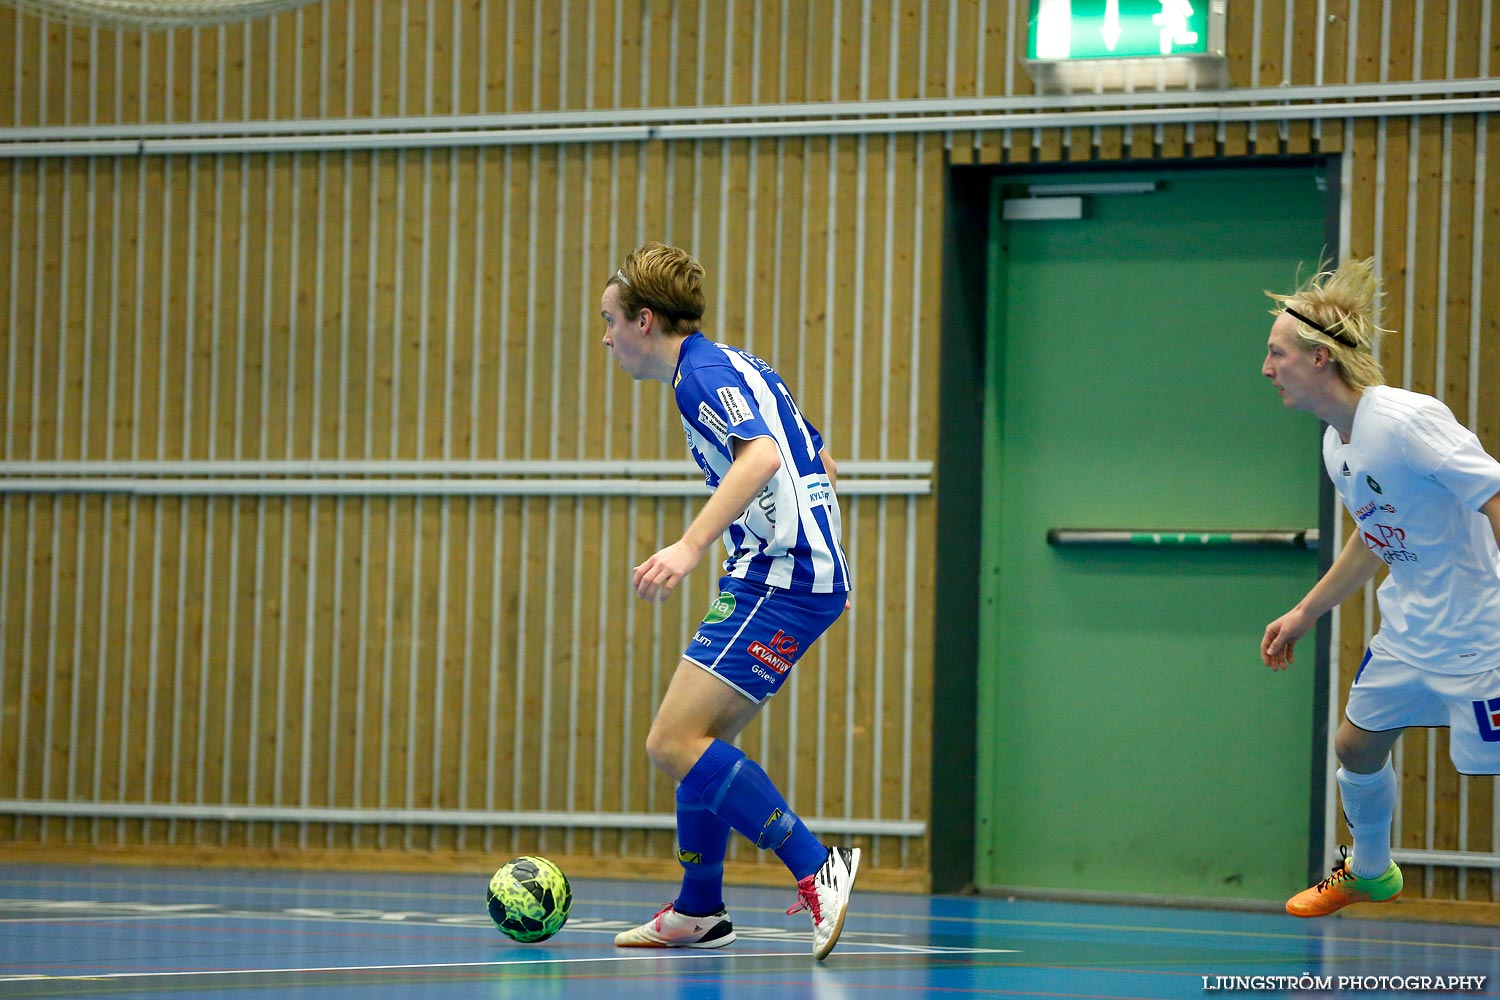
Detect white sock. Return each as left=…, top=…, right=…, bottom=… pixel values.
left=1337, top=759, right=1397, bottom=878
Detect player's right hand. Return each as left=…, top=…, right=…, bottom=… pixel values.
left=632, top=539, right=702, bottom=603
left=1261, top=608, right=1311, bottom=670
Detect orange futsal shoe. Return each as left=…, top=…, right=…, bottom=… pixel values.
left=1286, top=846, right=1402, bottom=917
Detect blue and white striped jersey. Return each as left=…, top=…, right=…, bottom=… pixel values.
left=673, top=333, right=851, bottom=594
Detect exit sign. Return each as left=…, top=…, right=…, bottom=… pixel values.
left=1025, top=0, right=1227, bottom=91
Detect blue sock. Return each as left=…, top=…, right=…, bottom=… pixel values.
left=679, top=738, right=828, bottom=882
left=672, top=782, right=731, bottom=917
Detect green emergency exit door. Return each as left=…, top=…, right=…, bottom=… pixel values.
left=976, top=165, right=1329, bottom=900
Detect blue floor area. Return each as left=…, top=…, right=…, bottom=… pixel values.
left=0, top=862, right=1496, bottom=998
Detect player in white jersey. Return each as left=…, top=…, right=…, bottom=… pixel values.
left=1260, top=257, right=1500, bottom=917
left=598, top=242, right=858, bottom=960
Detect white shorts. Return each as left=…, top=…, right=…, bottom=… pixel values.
left=1345, top=640, right=1500, bottom=775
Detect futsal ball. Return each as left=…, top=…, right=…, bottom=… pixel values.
left=486, top=855, right=572, bottom=943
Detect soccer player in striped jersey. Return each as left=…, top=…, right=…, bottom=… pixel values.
left=1261, top=257, right=1500, bottom=917
left=599, top=241, right=858, bottom=961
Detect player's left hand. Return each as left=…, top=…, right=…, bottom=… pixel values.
left=632, top=540, right=703, bottom=602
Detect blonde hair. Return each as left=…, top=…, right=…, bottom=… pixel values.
left=1266, top=257, right=1391, bottom=391
left=607, top=241, right=705, bottom=337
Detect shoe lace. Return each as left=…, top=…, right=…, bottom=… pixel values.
left=786, top=875, right=822, bottom=920
left=650, top=902, right=676, bottom=928
left=1314, top=846, right=1356, bottom=894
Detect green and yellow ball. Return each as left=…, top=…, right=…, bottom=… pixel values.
left=486, top=855, right=572, bottom=943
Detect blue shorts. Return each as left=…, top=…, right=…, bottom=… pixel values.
left=682, top=577, right=847, bottom=703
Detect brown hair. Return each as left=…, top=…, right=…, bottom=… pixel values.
left=606, top=241, right=705, bottom=337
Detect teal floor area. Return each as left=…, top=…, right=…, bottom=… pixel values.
left=0, top=862, right=1496, bottom=998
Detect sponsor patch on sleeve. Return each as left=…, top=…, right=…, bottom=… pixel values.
left=696, top=401, right=729, bottom=443
left=716, top=385, right=753, bottom=425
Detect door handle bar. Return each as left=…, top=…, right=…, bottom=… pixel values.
left=1046, top=528, right=1320, bottom=549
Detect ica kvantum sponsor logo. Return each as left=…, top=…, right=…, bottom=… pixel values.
left=747, top=630, right=799, bottom=674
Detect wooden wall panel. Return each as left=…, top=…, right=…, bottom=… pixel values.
left=2, top=0, right=1498, bottom=904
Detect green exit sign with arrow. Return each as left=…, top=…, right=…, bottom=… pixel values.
left=1024, top=0, right=1227, bottom=90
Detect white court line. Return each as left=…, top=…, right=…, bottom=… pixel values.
left=0, top=914, right=221, bottom=924
left=0, top=908, right=921, bottom=942
left=1, top=944, right=1021, bottom=983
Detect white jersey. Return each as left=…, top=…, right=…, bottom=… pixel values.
left=1323, top=385, right=1500, bottom=674
left=673, top=333, right=851, bottom=594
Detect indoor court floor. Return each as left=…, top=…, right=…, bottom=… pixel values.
left=1, top=861, right=1496, bottom=999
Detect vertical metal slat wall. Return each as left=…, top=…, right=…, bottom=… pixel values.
left=0, top=0, right=941, bottom=890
